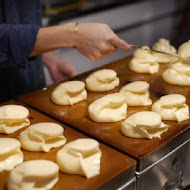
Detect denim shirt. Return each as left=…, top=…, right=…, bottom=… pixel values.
left=0, top=0, right=45, bottom=102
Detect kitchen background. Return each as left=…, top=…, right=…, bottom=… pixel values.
left=41, top=0, right=190, bottom=85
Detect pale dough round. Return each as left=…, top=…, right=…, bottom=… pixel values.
left=162, top=61, right=190, bottom=86
left=19, top=122, right=66, bottom=152
left=56, top=138, right=102, bottom=179
left=152, top=94, right=189, bottom=122
left=0, top=138, right=23, bottom=172
left=178, top=40, right=190, bottom=58
left=121, top=111, right=168, bottom=139
left=0, top=105, right=29, bottom=120
left=7, top=160, right=59, bottom=190
left=152, top=38, right=177, bottom=63
left=86, top=69, right=119, bottom=92
left=0, top=105, right=30, bottom=134
left=88, top=93, right=127, bottom=122
left=51, top=81, right=87, bottom=105
left=152, top=38, right=177, bottom=54
left=129, top=47, right=159, bottom=74
left=119, top=81, right=152, bottom=106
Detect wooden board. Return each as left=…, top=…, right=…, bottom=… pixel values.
left=0, top=101, right=135, bottom=190
left=19, top=56, right=190, bottom=160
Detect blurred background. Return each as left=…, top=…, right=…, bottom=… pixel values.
left=41, top=0, right=190, bottom=85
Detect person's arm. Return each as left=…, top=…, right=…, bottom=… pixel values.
left=31, top=23, right=132, bottom=60
left=0, top=23, right=132, bottom=67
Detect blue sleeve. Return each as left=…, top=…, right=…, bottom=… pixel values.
left=0, top=24, right=39, bottom=68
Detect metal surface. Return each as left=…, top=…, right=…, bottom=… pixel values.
left=138, top=127, right=190, bottom=171
left=99, top=167, right=136, bottom=190
left=0, top=101, right=136, bottom=190
left=136, top=136, right=190, bottom=190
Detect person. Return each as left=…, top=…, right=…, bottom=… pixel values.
left=0, top=1, right=132, bottom=103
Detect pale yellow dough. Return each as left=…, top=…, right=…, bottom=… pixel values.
left=129, top=47, right=159, bottom=74
left=119, top=81, right=152, bottom=106
left=51, top=81, right=87, bottom=105
left=0, top=138, right=23, bottom=172
left=152, top=94, right=189, bottom=122
left=121, top=111, right=168, bottom=139
left=56, top=138, right=102, bottom=179
left=162, top=60, right=190, bottom=86
left=7, top=160, right=59, bottom=190
left=0, top=105, right=30, bottom=134
left=178, top=40, right=190, bottom=58
left=152, top=38, right=177, bottom=63
left=86, top=69, right=119, bottom=92
left=88, top=93, right=127, bottom=122
left=19, top=122, right=66, bottom=152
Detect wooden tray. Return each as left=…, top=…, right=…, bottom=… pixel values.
left=0, top=101, right=136, bottom=190
left=19, top=56, right=190, bottom=169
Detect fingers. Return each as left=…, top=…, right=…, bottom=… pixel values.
left=59, top=61, right=77, bottom=76
left=96, top=34, right=132, bottom=59
left=99, top=44, right=117, bottom=56
left=88, top=40, right=130, bottom=61
left=89, top=45, right=117, bottom=60
left=89, top=51, right=103, bottom=60
left=111, top=36, right=132, bottom=51
left=76, top=23, right=132, bottom=60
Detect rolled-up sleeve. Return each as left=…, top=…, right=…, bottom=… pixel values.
left=0, top=24, right=39, bottom=68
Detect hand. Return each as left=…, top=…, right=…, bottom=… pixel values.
left=74, top=23, right=132, bottom=60
left=43, top=52, right=76, bottom=83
